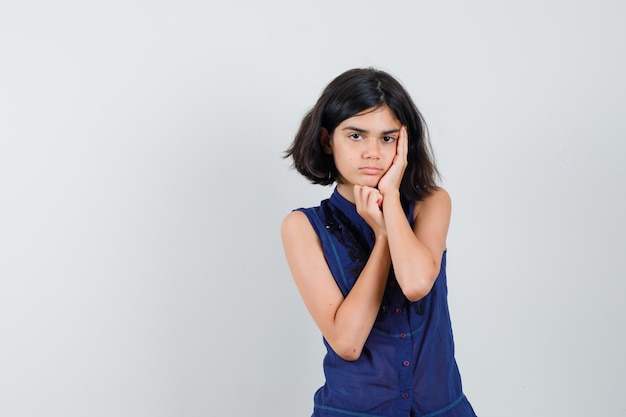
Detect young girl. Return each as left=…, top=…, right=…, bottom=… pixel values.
left=282, top=68, right=477, bottom=417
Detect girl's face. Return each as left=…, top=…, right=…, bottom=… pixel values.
left=322, top=105, right=401, bottom=201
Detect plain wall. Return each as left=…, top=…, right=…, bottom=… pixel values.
left=1, top=1, right=625, bottom=416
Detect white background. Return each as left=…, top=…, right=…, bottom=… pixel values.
left=1, top=1, right=625, bottom=416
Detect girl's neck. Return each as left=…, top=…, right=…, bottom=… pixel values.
left=335, top=183, right=355, bottom=204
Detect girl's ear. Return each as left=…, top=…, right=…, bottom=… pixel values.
left=320, top=128, right=333, bottom=155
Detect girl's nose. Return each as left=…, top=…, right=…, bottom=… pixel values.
left=363, top=140, right=380, bottom=159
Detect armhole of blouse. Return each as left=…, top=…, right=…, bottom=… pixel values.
left=407, top=201, right=415, bottom=228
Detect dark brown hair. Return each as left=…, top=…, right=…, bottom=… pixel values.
left=285, top=68, right=440, bottom=201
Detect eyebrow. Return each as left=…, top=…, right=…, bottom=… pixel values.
left=342, top=126, right=400, bottom=135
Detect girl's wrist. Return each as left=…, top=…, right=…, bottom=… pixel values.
left=380, top=188, right=400, bottom=201
left=373, top=230, right=388, bottom=243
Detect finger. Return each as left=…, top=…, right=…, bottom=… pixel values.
left=366, top=189, right=383, bottom=209
left=400, top=126, right=408, bottom=161
left=353, top=184, right=363, bottom=208
left=357, top=186, right=375, bottom=209
left=354, top=185, right=371, bottom=213
left=372, top=190, right=383, bottom=209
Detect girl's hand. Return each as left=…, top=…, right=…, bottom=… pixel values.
left=354, top=185, right=386, bottom=236
left=377, top=126, right=408, bottom=196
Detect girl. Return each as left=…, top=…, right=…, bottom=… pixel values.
left=281, top=68, right=477, bottom=417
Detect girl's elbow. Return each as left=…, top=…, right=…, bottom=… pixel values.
left=403, top=286, right=431, bottom=303
left=330, top=340, right=363, bottom=361
left=400, top=272, right=437, bottom=302
left=336, top=346, right=362, bottom=361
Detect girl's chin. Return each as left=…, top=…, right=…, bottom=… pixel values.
left=344, top=183, right=379, bottom=189
left=338, top=178, right=381, bottom=189
left=362, top=179, right=381, bottom=188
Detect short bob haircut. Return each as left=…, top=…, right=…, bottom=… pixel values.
left=285, top=67, right=439, bottom=202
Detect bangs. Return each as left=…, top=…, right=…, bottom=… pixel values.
left=320, top=78, right=387, bottom=133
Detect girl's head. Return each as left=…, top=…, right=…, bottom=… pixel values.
left=286, top=68, right=439, bottom=201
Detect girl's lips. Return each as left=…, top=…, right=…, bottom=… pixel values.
left=360, top=167, right=383, bottom=175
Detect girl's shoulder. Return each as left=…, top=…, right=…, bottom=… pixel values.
left=282, top=209, right=308, bottom=227
left=412, top=186, right=451, bottom=221
left=281, top=210, right=315, bottom=242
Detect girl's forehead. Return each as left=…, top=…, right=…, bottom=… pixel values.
left=341, top=105, right=400, bottom=125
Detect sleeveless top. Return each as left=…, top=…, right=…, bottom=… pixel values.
left=297, top=189, right=477, bottom=417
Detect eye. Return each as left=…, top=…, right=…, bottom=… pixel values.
left=349, top=133, right=363, bottom=141
left=382, top=136, right=396, bottom=143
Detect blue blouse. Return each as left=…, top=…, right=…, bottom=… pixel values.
left=297, top=189, right=477, bottom=417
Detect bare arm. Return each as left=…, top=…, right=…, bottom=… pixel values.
left=281, top=188, right=390, bottom=361
left=377, top=127, right=451, bottom=301
left=381, top=188, right=450, bottom=301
